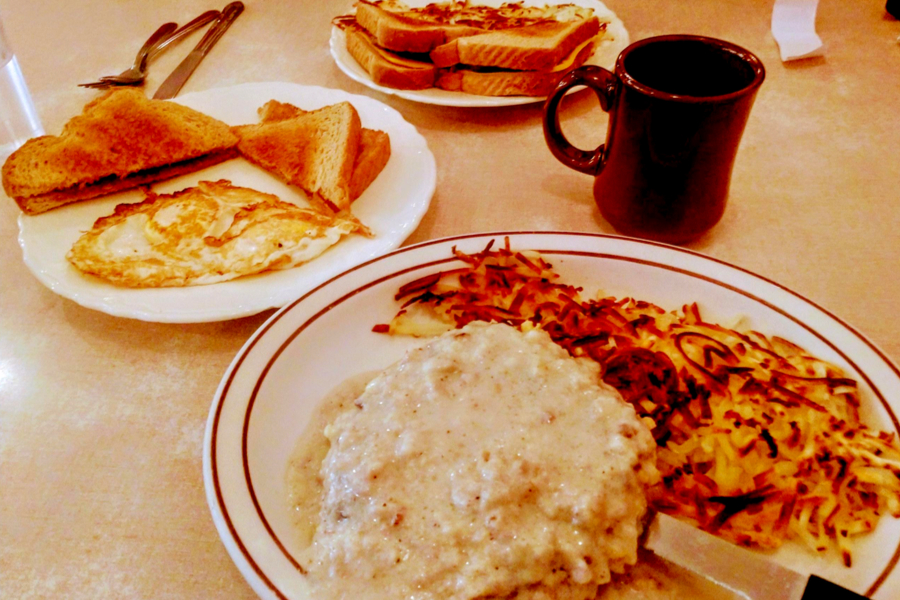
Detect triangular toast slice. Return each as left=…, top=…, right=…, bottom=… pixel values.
left=233, top=102, right=363, bottom=212
left=1, top=88, right=239, bottom=215
left=256, top=100, right=391, bottom=202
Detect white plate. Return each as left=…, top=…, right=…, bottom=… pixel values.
left=15, top=82, right=436, bottom=322
left=204, top=231, right=900, bottom=600
left=329, top=0, right=630, bottom=107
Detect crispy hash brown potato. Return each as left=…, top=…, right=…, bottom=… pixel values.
left=374, top=239, right=900, bottom=566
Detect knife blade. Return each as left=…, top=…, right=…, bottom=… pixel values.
left=153, top=1, right=244, bottom=100
left=644, top=512, right=869, bottom=599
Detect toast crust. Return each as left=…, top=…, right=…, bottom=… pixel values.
left=2, top=88, right=238, bottom=212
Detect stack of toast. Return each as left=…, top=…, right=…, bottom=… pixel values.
left=337, top=0, right=604, bottom=96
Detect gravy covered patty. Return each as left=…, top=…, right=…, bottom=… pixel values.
left=303, top=322, right=659, bottom=600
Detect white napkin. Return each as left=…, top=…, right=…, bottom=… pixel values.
left=771, top=0, right=824, bottom=62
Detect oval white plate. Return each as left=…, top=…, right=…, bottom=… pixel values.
left=16, top=82, right=436, bottom=322
left=205, top=232, right=900, bottom=600
left=330, top=0, right=629, bottom=107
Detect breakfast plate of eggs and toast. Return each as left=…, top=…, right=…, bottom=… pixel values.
left=3, top=82, right=435, bottom=322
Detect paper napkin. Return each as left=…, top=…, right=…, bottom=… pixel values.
left=772, top=0, right=824, bottom=62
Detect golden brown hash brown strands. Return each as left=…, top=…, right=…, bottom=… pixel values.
left=376, top=242, right=900, bottom=562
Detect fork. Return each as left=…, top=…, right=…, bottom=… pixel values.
left=79, top=11, right=220, bottom=89
left=79, top=22, right=177, bottom=89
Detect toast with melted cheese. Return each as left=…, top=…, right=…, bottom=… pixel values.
left=428, top=14, right=599, bottom=71
left=354, top=0, right=594, bottom=53
left=2, top=89, right=238, bottom=215
left=435, top=35, right=595, bottom=96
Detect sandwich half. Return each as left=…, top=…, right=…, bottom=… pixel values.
left=428, top=15, right=600, bottom=71
left=2, top=88, right=239, bottom=215
left=435, top=35, right=596, bottom=96
left=342, top=19, right=438, bottom=90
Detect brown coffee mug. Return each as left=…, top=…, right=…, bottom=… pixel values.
left=543, top=35, right=765, bottom=243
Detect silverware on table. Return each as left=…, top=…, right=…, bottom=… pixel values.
left=79, top=10, right=222, bottom=89
left=644, top=512, right=869, bottom=600
left=153, top=2, right=244, bottom=100
left=79, top=22, right=177, bottom=89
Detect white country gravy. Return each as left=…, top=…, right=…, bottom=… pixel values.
left=286, top=323, right=738, bottom=599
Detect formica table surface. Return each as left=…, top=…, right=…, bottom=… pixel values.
left=1, top=0, right=898, bottom=598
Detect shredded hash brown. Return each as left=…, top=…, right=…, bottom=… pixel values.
left=373, top=239, right=900, bottom=566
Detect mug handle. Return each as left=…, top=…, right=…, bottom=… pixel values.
left=543, top=65, right=618, bottom=176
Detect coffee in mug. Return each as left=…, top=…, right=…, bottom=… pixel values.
left=543, top=35, right=765, bottom=243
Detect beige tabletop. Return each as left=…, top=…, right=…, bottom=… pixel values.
left=1, top=0, right=899, bottom=597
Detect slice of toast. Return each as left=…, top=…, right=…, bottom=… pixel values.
left=344, top=21, right=438, bottom=90
left=2, top=88, right=239, bottom=215
left=233, top=102, right=362, bottom=212
left=256, top=100, right=391, bottom=201
left=354, top=0, right=486, bottom=53
left=434, top=37, right=595, bottom=96
left=348, top=129, right=391, bottom=201
left=429, top=16, right=600, bottom=71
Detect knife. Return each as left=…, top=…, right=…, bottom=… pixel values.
left=644, top=512, right=869, bottom=599
left=153, top=1, right=244, bottom=100
left=147, top=10, right=221, bottom=61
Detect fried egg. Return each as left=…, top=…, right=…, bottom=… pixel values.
left=66, top=179, right=368, bottom=287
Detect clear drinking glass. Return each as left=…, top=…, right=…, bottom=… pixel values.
left=0, top=12, right=43, bottom=160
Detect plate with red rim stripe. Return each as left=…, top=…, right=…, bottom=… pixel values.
left=204, top=231, right=900, bottom=600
